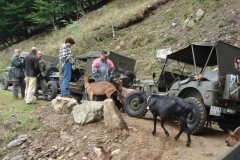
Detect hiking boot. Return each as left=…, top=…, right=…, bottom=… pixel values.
left=43, top=96, right=48, bottom=101
left=26, top=101, right=36, bottom=104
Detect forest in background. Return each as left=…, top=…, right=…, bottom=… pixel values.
left=0, top=0, right=110, bottom=49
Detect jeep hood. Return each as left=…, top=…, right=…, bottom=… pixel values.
left=167, top=40, right=240, bottom=76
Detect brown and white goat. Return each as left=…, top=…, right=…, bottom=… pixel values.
left=83, top=74, right=117, bottom=101
left=113, top=77, right=136, bottom=104
left=93, top=146, right=120, bottom=160
left=225, top=127, right=240, bottom=147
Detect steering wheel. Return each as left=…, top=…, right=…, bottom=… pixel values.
left=171, top=69, right=181, bottom=79
left=78, top=66, right=86, bottom=73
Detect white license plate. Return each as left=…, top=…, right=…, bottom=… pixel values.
left=209, top=106, right=221, bottom=116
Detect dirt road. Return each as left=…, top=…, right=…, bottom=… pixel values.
left=3, top=102, right=230, bottom=160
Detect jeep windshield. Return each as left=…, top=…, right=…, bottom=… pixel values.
left=163, top=59, right=202, bottom=77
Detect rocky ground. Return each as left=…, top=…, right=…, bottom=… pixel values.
left=2, top=101, right=231, bottom=160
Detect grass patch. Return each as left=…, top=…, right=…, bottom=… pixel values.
left=219, top=19, right=232, bottom=28
left=0, top=90, right=44, bottom=153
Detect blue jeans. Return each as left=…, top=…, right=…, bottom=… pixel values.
left=61, top=62, right=72, bottom=96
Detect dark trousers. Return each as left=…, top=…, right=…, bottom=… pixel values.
left=12, top=77, right=25, bottom=98
left=35, top=75, right=48, bottom=98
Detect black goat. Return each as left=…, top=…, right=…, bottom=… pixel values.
left=136, top=92, right=195, bottom=147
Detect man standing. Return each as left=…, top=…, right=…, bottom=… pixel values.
left=92, top=50, right=115, bottom=82
left=23, top=47, right=40, bottom=104
left=59, top=37, right=75, bottom=98
left=35, top=51, right=48, bottom=100
left=11, top=49, right=25, bottom=99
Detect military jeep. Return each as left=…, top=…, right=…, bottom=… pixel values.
left=1, top=52, right=59, bottom=91
left=47, top=51, right=136, bottom=101
left=125, top=40, right=240, bottom=134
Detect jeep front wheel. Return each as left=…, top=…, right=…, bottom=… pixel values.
left=45, top=66, right=59, bottom=82
left=47, top=81, right=58, bottom=100
left=1, top=76, right=9, bottom=90
left=185, top=97, right=207, bottom=134
left=124, top=91, right=148, bottom=118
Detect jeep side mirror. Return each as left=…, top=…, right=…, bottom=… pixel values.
left=152, top=72, right=156, bottom=79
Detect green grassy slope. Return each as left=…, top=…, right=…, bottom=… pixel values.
left=0, top=0, right=239, bottom=79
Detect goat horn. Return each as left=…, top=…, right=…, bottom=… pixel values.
left=141, top=82, right=148, bottom=92
left=113, top=77, right=120, bottom=82
left=120, top=76, right=128, bottom=79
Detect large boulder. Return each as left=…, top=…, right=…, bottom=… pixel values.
left=72, top=101, right=104, bottom=125
left=104, top=99, right=128, bottom=130
left=51, top=96, right=78, bottom=114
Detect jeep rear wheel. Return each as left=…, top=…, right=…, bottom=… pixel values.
left=218, top=115, right=240, bottom=132
left=123, top=71, right=136, bottom=88
left=185, top=97, right=207, bottom=134
left=124, top=91, right=148, bottom=118
left=1, top=76, right=9, bottom=90
left=47, top=81, right=58, bottom=100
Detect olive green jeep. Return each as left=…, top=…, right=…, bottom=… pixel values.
left=1, top=52, right=59, bottom=91
left=47, top=51, right=136, bottom=102
left=125, top=41, right=240, bottom=134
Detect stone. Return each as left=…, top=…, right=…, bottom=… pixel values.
left=10, top=155, right=23, bottom=160
left=103, top=99, right=128, bottom=130
left=7, top=134, right=28, bottom=149
left=196, top=9, right=204, bottom=21
left=72, top=101, right=104, bottom=125
left=51, top=96, right=78, bottom=114
left=156, top=48, right=172, bottom=59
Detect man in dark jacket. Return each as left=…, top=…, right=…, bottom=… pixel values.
left=23, top=47, right=41, bottom=104
left=11, top=49, right=25, bottom=99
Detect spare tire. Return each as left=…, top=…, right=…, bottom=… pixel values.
left=124, top=91, right=148, bottom=118
left=123, top=71, right=136, bottom=88
left=45, top=66, right=59, bottom=82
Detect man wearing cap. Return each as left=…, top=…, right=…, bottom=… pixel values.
left=92, top=50, right=115, bottom=82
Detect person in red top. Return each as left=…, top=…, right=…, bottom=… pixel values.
left=92, top=50, right=115, bottom=82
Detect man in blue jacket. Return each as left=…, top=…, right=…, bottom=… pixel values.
left=11, top=49, right=25, bottom=99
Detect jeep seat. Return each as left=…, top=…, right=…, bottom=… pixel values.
left=71, top=68, right=84, bottom=82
